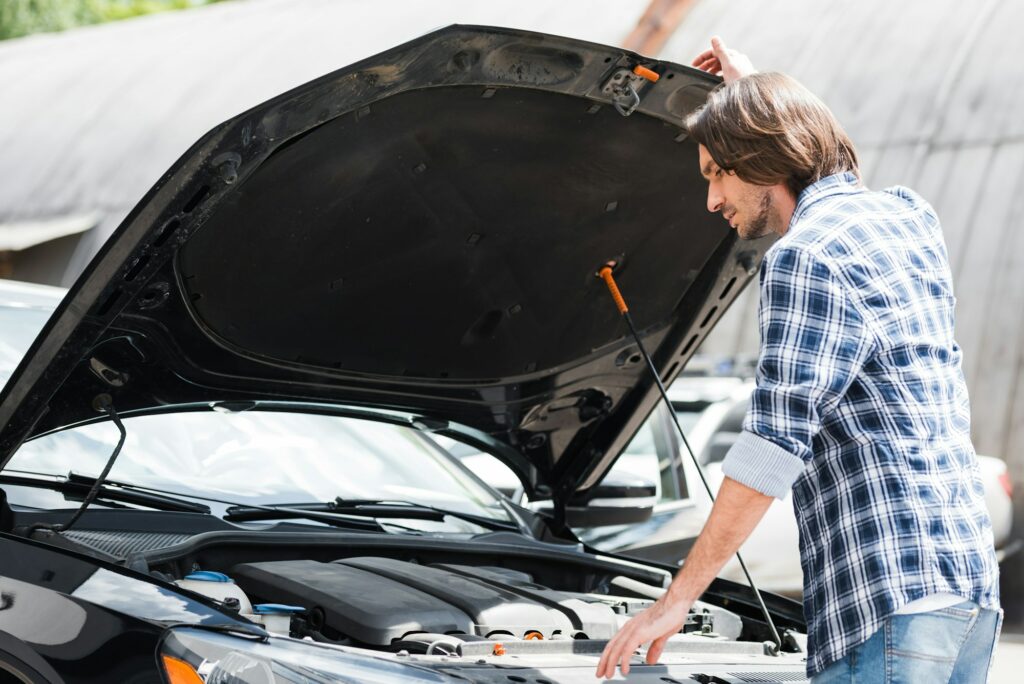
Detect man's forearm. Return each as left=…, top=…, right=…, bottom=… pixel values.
left=665, top=476, right=774, bottom=603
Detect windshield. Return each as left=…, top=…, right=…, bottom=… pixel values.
left=5, top=410, right=510, bottom=529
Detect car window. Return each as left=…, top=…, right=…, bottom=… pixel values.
left=702, top=398, right=750, bottom=465
left=657, top=408, right=689, bottom=503
left=670, top=401, right=708, bottom=434
left=719, top=398, right=749, bottom=434
left=6, top=410, right=510, bottom=527
left=603, top=417, right=661, bottom=496
left=600, top=406, right=688, bottom=504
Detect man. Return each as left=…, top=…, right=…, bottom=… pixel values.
left=596, top=37, right=1001, bottom=682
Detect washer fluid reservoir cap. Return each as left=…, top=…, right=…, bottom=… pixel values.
left=185, top=571, right=233, bottom=583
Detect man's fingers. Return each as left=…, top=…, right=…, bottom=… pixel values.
left=621, top=636, right=645, bottom=677
left=711, top=35, right=727, bottom=58
left=619, top=643, right=633, bottom=677
left=710, top=35, right=738, bottom=71
left=707, top=34, right=755, bottom=82
left=598, top=634, right=637, bottom=679
left=597, top=630, right=628, bottom=679
left=691, top=47, right=714, bottom=66
left=697, top=58, right=721, bottom=74
left=646, top=635, right=669, bottom=664
left=597, top=635, right=617, bottom=678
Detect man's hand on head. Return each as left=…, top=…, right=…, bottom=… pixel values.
left=691, top=36, right=756, bottom=83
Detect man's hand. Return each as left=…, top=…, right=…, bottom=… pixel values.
left=595, top=477, right=775, bottom=679
left=595, top=593, right=692, bottom=679
left=691, top=36, right=756, bottom=83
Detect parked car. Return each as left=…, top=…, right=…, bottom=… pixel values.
left=0, top=26, right=809, bottom=683
left=463, top=373, right=1016, bottom=596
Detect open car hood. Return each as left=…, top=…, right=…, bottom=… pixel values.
left=0, top=26, right=771, bottom=506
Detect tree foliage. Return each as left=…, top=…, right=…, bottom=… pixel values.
left=0, top=0, right=226, bottom=41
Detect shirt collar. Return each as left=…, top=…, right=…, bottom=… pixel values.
left=786, top=171, right=862, bottom=234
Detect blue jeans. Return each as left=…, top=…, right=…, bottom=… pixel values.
left=813, top=600, right=1001, bottom=683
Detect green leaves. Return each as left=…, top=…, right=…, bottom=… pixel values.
left=0, top=0, right=226, bottom=41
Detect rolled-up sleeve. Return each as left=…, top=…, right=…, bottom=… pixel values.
left=722, top=246, right=875, bottom=499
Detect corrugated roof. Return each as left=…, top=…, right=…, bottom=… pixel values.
left=657, top=0, right=1024, bottom=467
left=0, top=0, right=649, bottom=278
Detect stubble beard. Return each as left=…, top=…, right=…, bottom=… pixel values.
left=740, top=189, right=775, bottom=240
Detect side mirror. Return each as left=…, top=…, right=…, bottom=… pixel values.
left=564, top=474, right=657, bottom=527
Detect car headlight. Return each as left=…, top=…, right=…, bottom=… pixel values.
left=159, top=627, right=456, bottom=684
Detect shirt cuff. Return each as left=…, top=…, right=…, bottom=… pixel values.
left=721, top=431, right=806, bottom=500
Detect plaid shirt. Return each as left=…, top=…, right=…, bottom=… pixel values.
left=721, top=172, right=1000, bottom=676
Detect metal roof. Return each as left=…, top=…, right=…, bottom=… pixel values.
left=0, top=0, right=648, bottom=277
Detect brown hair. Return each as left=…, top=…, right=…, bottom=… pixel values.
left=685, top=72, right=859, bottom=197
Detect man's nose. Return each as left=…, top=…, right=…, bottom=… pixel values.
left=707, top=185, right=724, bottom=213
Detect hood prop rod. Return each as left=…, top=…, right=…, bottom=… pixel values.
left=597, top=264, right=783, bottom=653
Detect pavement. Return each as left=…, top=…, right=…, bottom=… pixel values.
left=991, top=635, right=1024, bottom=682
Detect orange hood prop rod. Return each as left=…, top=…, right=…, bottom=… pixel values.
left=596, top=263, right=784, bottom=653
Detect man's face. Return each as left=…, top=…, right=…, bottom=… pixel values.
left=698, top=145, right=781, bottom=240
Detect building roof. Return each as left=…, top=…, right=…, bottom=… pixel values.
left=656, top=0, right=1024, bottom=465
left=0, top=0, right=648, bottom=277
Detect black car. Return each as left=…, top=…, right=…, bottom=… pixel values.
left=0, top=26, right=806, bottom=683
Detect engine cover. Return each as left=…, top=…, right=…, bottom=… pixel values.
left=231, top=557, right=620, bottom=645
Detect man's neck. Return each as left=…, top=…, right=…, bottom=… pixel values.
left=772, top=187, right=798, bottom=237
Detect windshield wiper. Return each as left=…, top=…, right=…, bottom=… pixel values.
left=3, top=470, right=386, bottom=533
left=0, top=471, right=211, bottom=514
left=223, top=498, right=518, bottom=532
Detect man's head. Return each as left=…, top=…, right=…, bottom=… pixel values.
left=686, top=72, right=859, bottom=239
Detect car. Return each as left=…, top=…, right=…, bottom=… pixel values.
left=0, top=26, right=812, bottom=683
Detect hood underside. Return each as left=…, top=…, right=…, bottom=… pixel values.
left=0, top=26, right=771, bottom=501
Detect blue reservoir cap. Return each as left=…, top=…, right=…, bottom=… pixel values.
left=253, top=603, right=305, bottom=615
left=185, top=571, right=232, bottom=583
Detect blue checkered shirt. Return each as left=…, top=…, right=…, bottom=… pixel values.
left=721, top=172, right=1000, bottom=676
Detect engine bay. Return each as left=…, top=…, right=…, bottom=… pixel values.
left=8, top=510, right=810, bottom=681
left=210, top=556, right=743, bottom=653
left=13, top=512, right=804, bottom=655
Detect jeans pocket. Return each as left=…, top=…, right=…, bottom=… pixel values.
left=885, top=606, right=978, bottom=683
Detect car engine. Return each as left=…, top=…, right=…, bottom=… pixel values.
left=181, top=556, right=743, bottom=654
